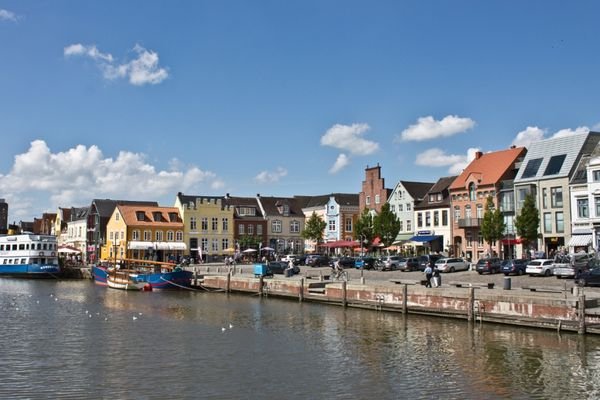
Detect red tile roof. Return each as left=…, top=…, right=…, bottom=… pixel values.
left=449, top=147, right=526, bottom=190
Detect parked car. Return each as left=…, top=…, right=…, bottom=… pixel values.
left=525, top=259, right=555, bottom=276
left=399, top=257, right=421, bottom=272
left=294, top=255, right=307, bottom=266
left=475, top=257, right=503, bottom=274
left=553, top=253, right=592, bottom=279
left=305, top=254, right=329, bottom=267
left=381, top=256, right=404, bottom=271
left=355, top=256, right=377, bottom=270
left=435, top=257, right=469, bottom=273
left=280, top=254, right=298, bottom=263
left=418, top=254, right=443, bottom=271
left=575, top=266, right=600, bottom=287
left=329, top=256, right=355, bottom=269
left=266, top=261, right=300, bottom=275
left=501, top=259, right=528, bottom=276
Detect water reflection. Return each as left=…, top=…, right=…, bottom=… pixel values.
left=2, top=279, right=600, bottom=399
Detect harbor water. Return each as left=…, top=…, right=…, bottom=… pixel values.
left=2, top=279, right=600, bottom=399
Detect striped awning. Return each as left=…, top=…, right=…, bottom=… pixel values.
left=568, top=234, right=592, bottom=247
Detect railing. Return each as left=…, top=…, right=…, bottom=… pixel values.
left=458, top=218, right=482, bottom=228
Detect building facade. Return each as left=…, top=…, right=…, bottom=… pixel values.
left=388, top=180, right=434, bottom=251
left=256, top=195, right=305, bottom=254
left=359, top=164, right=391, bottom=215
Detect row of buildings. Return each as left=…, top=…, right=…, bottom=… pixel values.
left=5, top=131, right=600, bottom=264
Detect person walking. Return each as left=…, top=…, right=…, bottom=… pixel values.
left=424, top=264, right=433, bottom=287
left=432, top=268, right=441, bottom=288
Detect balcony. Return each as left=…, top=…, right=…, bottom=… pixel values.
left=458, top=218, right=482, bottom=228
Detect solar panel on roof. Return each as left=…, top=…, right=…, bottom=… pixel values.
left=521, top=158, right=543, bottom=178
left=544, top=154, right=566, bottom=176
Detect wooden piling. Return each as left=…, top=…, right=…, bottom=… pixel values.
left=468, top=287, right=475, bottom=323
left=299, top=278, right=304, bottom=302
left=402, top=284, right=408, bottom=314
left=226, top=272, right=231, bottom=293
left=259, top=275, right=264, bottom=296
left=579, top=294, right=586, bottom=335
left=342, top=281, right=347, bottom=308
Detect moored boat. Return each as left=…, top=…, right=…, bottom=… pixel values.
left=106, top=268, right=147, bottom=290
left=0, top=234, right=61, bottom=277
left=93, top=258, right=192, bottom=290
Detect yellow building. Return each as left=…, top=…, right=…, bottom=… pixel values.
left=104, top=204, right=185, bottom=262
left=174, top=193, right=234, bottom=262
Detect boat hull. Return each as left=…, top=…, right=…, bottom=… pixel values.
left=92, top=266, right=192, bottom=290
left=0, top=264, right=61, bottom=278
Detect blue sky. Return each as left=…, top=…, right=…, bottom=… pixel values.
left=1, top=1, right=599, bottom=222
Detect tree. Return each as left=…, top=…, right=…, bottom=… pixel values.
left=301, top=212, right=327, bottom=248
left=515, top=193, right=540, bottom=251
left=355, top=207, right=375, bottom=252
left=480, top=196, right=505, bottom=255
left=373, top=203, right=401, bottom=248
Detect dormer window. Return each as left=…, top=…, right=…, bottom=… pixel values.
left=169, top=212, right=178, bottom=222
left=282, top=204, right=289, bottom=216
left=153, top=212, right=162, bottom=222
left=136, top=211, right=145, bottom=221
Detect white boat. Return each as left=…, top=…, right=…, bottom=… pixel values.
left=106, top=268, right=146, bottom=290
left=0, top=234, right=61, bottom=277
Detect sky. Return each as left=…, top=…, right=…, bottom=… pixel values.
left=1, top=1, right=600, bottom=222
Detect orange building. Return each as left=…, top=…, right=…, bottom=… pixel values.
left=449, top=146, right=526, bottom=263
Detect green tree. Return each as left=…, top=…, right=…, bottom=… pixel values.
left=355, top=207, right=375, bottom=252
left=515, top=193, right=540, bottom=250
left=301, top=211, right=327, bottom=247
left=238, top=234, right=260, bottom=250
left=480, top=196, right=505, bottom=254
left=373, top=203, right=401, bottom=248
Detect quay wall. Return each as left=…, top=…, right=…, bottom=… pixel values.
left=199, top=274, right=600, bottom=334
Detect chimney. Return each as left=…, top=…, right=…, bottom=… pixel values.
left=475, top=151, right=483, bottom=159
left=225, top=193, right=230, bottom=199
left=257, top=193, right=260, bottom=198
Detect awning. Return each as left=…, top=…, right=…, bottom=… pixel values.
left=501, top=238, right=522, bottom=245
left=409, top=235, right=442, bottom=243
left=568, top=234, right=592, bottom=247
left=168, top=242, right=187, bottom=251
left=393, top=233, right=414, bottom=244
left=128, top=241, right=154, bottom=250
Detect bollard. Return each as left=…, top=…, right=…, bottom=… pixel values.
left=360, top=277, right=365, bottom=285
left=503, top=277, right=511, bottom=290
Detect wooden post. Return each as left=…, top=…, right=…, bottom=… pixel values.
left=319, top=271, right=323, bottom=281
left=579, top=294, right=586, bottom=335
left=468, top=287, right=475, bottom=323
left=259, top=275, right=264, bottom=296
left=226, top=271, right=231, bottom=293
left=299, top=278, right=304, bottom=302
left=342, top=281, right=347, bottom=308
left=402, top=284, right=408, bottom=314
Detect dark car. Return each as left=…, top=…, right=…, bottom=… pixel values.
left=575, top=267, right=600, bottom=287
left=476, top=257, right=502, bottom=274
left=399, top=257, right=420, bottom=272
left=306, top=254, right=329, bottom=267
left=295, top=255, right=307, bottom=266
left=501, top=259, right=528, bottom=276
left=329, top=256, right=355, bottom=269
left=418, top=254, right=443, bottom=271
left=355, top=256, right=377, bottom=270
left=267, top=261, right=300, bottom=275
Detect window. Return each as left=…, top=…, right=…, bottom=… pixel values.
left=120, top=231, right=124, bottom=240
left=476, top=204, right=483, bottom=218
left=594, top=170, right=600, bottom=182
left=555, top=212, right=564, bottom=233
left=399, top=220, right=403, bottom=231
left=290, top=220, right=300, bottom=233
left=521, top=158, right=543, bottom=178
left=595, top=197, right=600, bottom=217
left=544, top=213, right=552, bottom=233
left=465, top=205, right=472, bottom=219
left=167, top=231, right=174, bottom=241
left=212, top=217, right=218, bottom=231
left=176, top=231, right=183, bottom=241
left=406, top=203, right=411, bottom=211
left=442, top=210, right=448, bottom=226
left=239, top=224, right=244, bottom=235
left=257, top=225, right=263, bottom=235
left=390, top=205, right=395, bottom=213
left=132, top=230, right=140, bottom=240
left=345, top=218, right=352, bottom=232
left=222, top=218, right=229, bottom=232
left=466, top=232, right=472, bottom=248
left=551, top=187, right=563, bottom=208
left=156, top=231, right=163, bottom=241
left=212, top=239, right=219, bottom=252
left=577, top=198, right=589, bottom=218
left=542, top=188, right=547, bottom=208
left=407, top=220, right=412, bottom=231
left=425, top=212, right=431, bottom=227
left=469, top=182, right=476, bottom=201
left=543, top=154, right=566, bottom=176
left=222, top=239, right=229, bottom=250
left=201, top=218, right=208, bottom=231
left=366, top=196, right=370, bottom=205
left=190, top=217, right=197, bottom=230
left=144, top=230, right=151, bottom=241
left=454, top=206, right=461, bottom=222
left=398, top=204, right=403, bottom=212
left=115, top=212, right=120, bottom=221
left=375, top=194, right=380, bottom=204
left=433, top=211, right=439, bottom=226
left=272, top=220, right=282, bottom=233
left=201, top=238, right=208, bottom=252
left=417, top=213, right=423, bottom=228
left=247, top=224, right=254, bottom=235
left=329, top=220, right=336, bottom=231
left=478, top=233, right=484, bottom=247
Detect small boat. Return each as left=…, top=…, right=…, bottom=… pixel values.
left=93, top=258, right=192, bottom=290
left=106, top=268, right=146, bottom=291
left=0, top=234, right=61, bottom=277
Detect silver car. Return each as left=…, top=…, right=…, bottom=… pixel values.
left=435, top=257, right=469, bottom=273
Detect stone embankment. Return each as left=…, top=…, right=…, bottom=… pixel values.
left=188, top=264, right=600, bottom=335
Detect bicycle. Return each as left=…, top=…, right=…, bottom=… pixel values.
left=331, top=266, right=349, bottom=282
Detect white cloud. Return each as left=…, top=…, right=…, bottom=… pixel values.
left=415, top=147, right=480, bottom=174
left=64, top=43, right=168, bottom=86
left=592, top=122, right=600, bottom=131
left=0, top=140, right=222, bottom=220
left=511, top=125, right=590, bottom=147
left=254, top=167, right=288, bottom=184
left=329, top=153, right=350, bottom=174
left=0, top=9, right=18, bottom=22
left=397, top=115, right=475, bottom=142
left=320, top=123, right=379, bottom=156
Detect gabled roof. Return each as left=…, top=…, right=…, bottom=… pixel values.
left=117, top=205, right=182, bottom=227
left=515, top=132, right=600, bottom=183
left=401, top=181, right=435, bottom=200
left=414, top=176, right=457, bottom=210
left=450, top=146, right=527, bottom=190
left=70, top=206, right=89, bottom=221
left=300, top=193, right=359, bottom=209
left=257, top=196, right=304, bottom=218
left=92, top=199, right=159, bottom=218
left=222, top=196, right=264, bottom=218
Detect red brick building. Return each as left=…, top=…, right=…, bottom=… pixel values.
left=359, top=164, right=392, bottom=214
